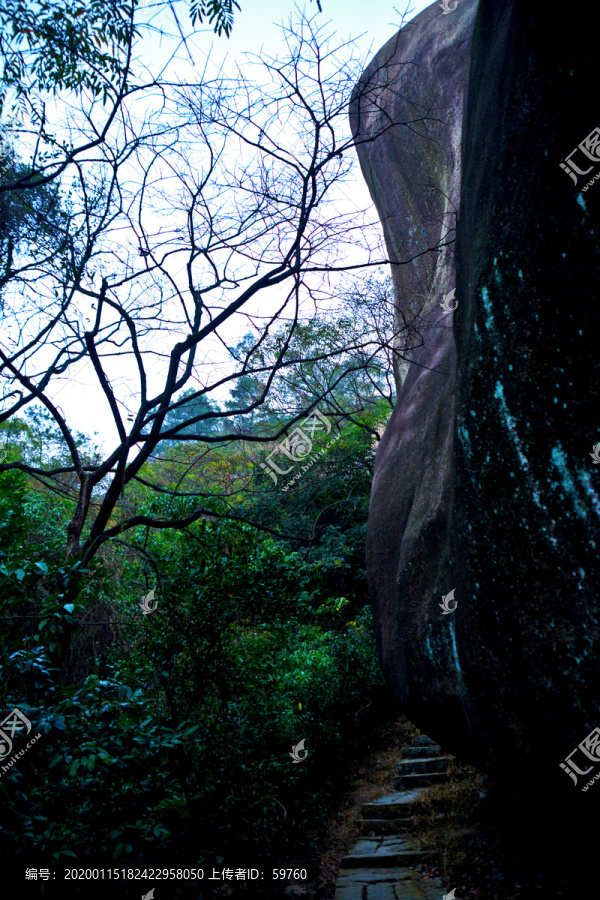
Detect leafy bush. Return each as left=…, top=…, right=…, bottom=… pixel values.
left=0, top=472, right=387, bottom=891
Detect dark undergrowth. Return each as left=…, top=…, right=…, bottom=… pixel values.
left=413, top=759, right=594, bottom=899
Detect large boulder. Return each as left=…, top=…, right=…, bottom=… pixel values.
left=350, top=0, right=479, bottom=763
left=351, top=0, right=600, bottom=808
left=455, top=0, right=600, bottom=802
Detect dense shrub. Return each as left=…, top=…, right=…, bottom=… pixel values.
left=0, top=470, right=386, bottom=892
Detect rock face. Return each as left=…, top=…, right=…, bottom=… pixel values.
left=352, top=0, right=600, bottom=806
left=349, top=0, right=479, bottom=764
left=454, top=0, right=600, bottom=800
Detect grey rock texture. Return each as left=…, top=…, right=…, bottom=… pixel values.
left=349, top=0, right=479, bottom=762
left=351, top=0, right=600, bottom=810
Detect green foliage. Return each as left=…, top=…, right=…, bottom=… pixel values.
left=0, top=468, right=94, bottom=662
left=0, top=410, right=388, bottom=880
left=0, top=405, right=101, bottom=475
left=0, top=0, right=136, bottom=108
left=0, top=0, right=325, bottom=115
left=160, top=387, right=223, bottom=446
left=0, top=296, right=393, bottom=882
left=225, top=313, right=394, bottom=426
left=0, top=3, right=393, bottom=884
left=189, top=1, right=322, bottom=39
left=190, top=0, right=241, bottom=37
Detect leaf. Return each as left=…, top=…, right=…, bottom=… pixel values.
left=35, top=561, right=48, bottom=574
left=63, top=603, right=75, bottom=613
left=182, top=724, right=200, bottom=736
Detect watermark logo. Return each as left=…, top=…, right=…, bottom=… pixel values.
left=439, top=589, right=457, bottom=615
left=560, top=725, right=600, bottom=791
left=0, top=133, right=9, bottom=176
left=0, top=708, right=42, bottom=778
left=439, top=0, right=459, bottom=13
left=0, top=708, right=32, bottom=758
left=590, top=443, right=600, bottom=464
left=140, top=589, right=158, bottom=615
left=560, top=125, right=600, bottom=190
left=260, top=407, right=339, bottom=489
left=440, top=288, right=458, bottom=314
left=142, top=890, right=156, bottom=900
left=289, top=739, right=307, bottom=764
left=0, top=112, right=24, bottom=177
left=443, top=891, right=457, bottom=900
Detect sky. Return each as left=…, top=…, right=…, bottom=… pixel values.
left=8, top=0, right=435, bottom=454
left=144, top=0, right=433, bottom=75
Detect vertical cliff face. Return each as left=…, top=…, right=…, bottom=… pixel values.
left=349, top=0, right=479, bottom=761
left=454, top=0, right=600, bottom=798
left=352, top=0, right=600, bottom=806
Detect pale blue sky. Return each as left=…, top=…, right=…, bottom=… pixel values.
left=141, top=0, right=433, bottom=74
left=21, top=0, right=437, bottom=449
left=200, top=0, right=432, bottom=63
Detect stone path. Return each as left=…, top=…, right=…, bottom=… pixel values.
left=334, top=736, right=448, bottom=900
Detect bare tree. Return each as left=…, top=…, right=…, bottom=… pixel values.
left=0, top=12, right=444, bottom=569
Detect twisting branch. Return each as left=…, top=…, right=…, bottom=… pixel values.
left=1, top=10, right=447, bottom=567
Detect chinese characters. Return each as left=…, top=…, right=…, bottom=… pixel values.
left=560, top=125, right=600, bottom=189
left=559, top=725, right=600, bottom=791
left=259, top=408, right=333, bottom=487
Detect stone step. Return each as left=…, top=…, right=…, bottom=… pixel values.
left=335, top=867, right=424, bottom=900
left=358, top=818, right=415, bottom=835
left=341, top=850, right=432, bottom=870
left=340, top=835, right=431, bottom=869
left=397, top=756, right=450, bottom=775
left=401, top=744, right=441, bottom=759
left=394, top=771, right=448, bottom=790
left=413, top=735, right=437, bottom=747
left=361, top=788, right=429, bottom=820
left=335, top=866, right=443, bottom=899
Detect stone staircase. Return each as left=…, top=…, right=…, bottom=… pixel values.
left=334, top=735, right=450, bottom=900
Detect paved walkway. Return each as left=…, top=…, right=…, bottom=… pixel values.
left=334, top=736, right=448, bottom=900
